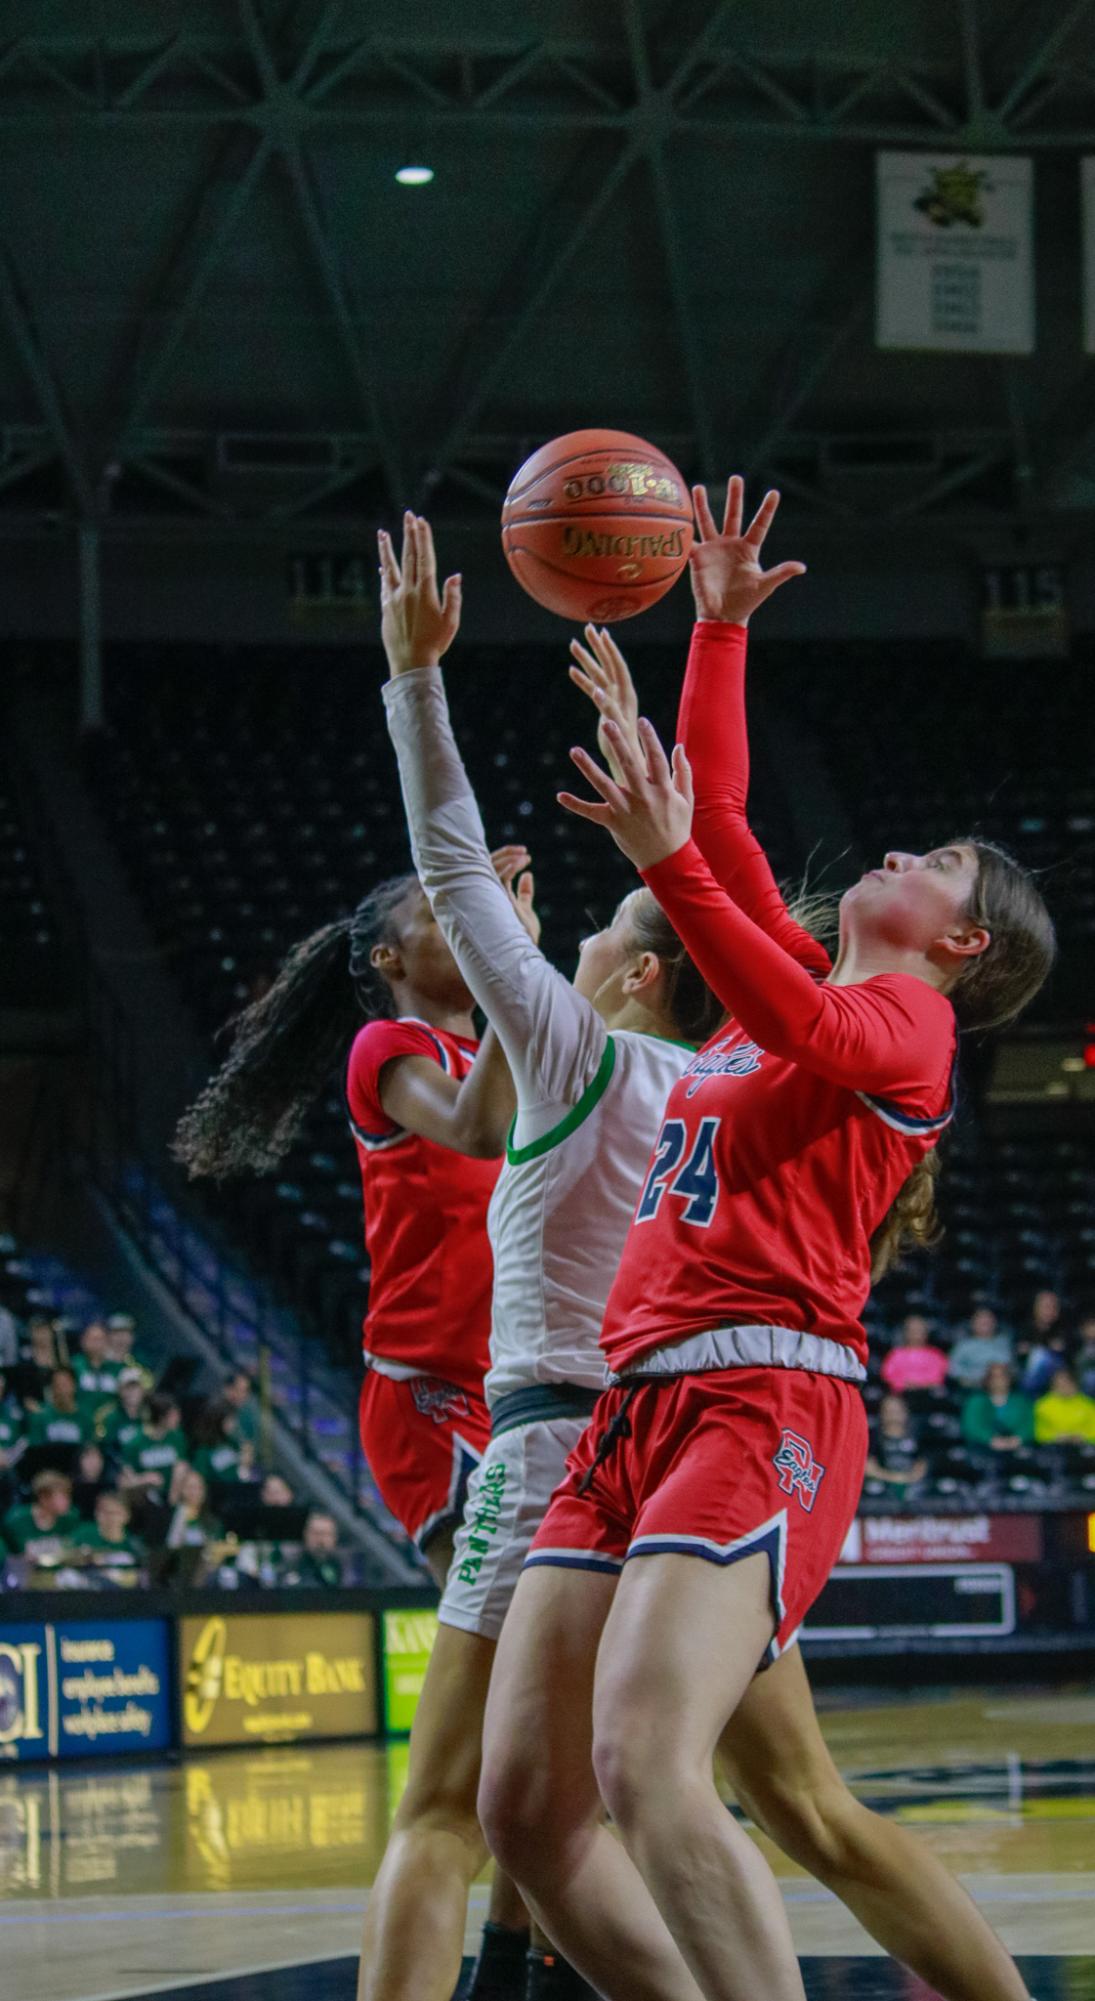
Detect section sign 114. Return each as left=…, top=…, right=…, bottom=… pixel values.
left=287, top=552, right=372, bottom=619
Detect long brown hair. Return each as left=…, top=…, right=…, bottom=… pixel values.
left=628, top=891, right=726, bottom=1045
left=173, top=875, right=416, bottom=1180
left=869, top=837, right=1055, bottom=1280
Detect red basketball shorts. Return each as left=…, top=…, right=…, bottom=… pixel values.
left=358, top=1368, right=491, bottom=1552
left=527, top=1367, right=867, bottom=1658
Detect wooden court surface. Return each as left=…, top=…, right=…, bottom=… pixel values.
left=1, top=1683, right=1093, bottom=2001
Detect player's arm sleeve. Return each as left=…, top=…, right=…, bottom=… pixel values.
left=346, top=1017, right=464, bottom=1136
left=640, top=840, right=955, bottom=1103
left=383, top=670, right=606, bottom=1134
left=679, top=621, right=832, bottom=976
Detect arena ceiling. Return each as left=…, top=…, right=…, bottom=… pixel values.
left=3, top=0, right=1095, bottom=544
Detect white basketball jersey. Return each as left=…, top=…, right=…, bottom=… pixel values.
left=486, top=1030, right=692, bottom=1403
left=384, top=669, right=699, bottom=1409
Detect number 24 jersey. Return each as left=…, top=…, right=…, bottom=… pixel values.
left=600, top=985, right=954, bottom=1379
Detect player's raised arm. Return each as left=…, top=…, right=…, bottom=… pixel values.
left=682, top=477, right=828, bottom=973
left=560, top=716, right=955, bottom=1101
left=379, top=514, right=608, bottom=1128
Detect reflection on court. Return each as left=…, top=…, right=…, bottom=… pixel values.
left=0, top=1688, right=1092, bottom=2001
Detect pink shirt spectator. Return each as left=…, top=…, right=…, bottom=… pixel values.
left=881, top=1344, right=950, bottom=1392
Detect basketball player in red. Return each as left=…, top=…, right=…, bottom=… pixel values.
left=478, top=484, right=1055, bottom=2000
left=175, top=855, right=536, bottom=1585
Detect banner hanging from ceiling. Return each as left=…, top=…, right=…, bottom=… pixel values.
left=876, top=152, right=1034, bottom=354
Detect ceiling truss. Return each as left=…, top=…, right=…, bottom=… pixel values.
left=1, top=1, right=1095, bottom=541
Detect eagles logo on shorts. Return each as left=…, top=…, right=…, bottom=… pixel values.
left=772, top=1429, right=825, bottom=1512
left=410, top=1376, right=472, bottom=1426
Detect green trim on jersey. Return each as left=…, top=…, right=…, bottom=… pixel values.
left=506, top=1036, right=617, bottom=1165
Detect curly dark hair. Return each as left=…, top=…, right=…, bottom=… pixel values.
left=173, top=875, right=416, bottom=1179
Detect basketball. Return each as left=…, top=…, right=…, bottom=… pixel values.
left=501, top=428, right=694, bottom=622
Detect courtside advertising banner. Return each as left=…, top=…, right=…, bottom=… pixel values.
left=381, top=1608, right=439, bottom=1732
left=179, top=1610, right=377, bottom=1747
left=0, top=1619, right=171, bottom=1762
left=876, top=152, right=1034, bottom=353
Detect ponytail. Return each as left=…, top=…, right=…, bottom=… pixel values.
left=174, top=874, right=416, bottom=1180
left=627, top=891, right=725, bottom=1045
left=867, top=837, right=1054, bottom=1283
left=869, top=1150, right=944, bottom=1283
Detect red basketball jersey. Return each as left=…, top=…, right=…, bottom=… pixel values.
left=600, top=843, right=957, bottom=1377
left=346, top=1017, right=500, bottom=1394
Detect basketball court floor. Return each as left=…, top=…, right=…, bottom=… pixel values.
left=2, top=1683, right=1093, bottom=2001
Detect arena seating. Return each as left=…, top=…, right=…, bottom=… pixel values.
left=0, top=742, right=67, bottom=1011
left=81, top=638, right=1095, bottom=1511
left=0, top=1232, right=396, bottom=1584
left=766, top=635, right=1095, bottom=1020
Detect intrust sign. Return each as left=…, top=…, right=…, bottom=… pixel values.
left=841, top=1514, right=1043, bottom=1566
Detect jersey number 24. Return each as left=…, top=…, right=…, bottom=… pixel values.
left=635, top=1116, right=721, bottom=1229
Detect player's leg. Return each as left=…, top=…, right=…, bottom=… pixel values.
left=591, top=1548, right=807, bottom=2001
left=358, top=1378, right=529, bottom=1984
left=480, top=1562, right=706, bottom=2001
left=358, top=1620, right=496, bottom=2001
left=719, top=1645, right=1030, bottom=2001
left=419, top=1519, right=456, bottom=1590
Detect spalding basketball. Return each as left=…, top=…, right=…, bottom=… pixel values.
left=501, top=428, right=693, bottom=622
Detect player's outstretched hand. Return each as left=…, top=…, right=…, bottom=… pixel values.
left=568, top=623, right=642, bottom=782
left=378, top=513, right=462, bottom=674
left=491, top=845, right=541, bottom=946
left=690, top=475, right=806, bottom=626
left=559, top=716, right=693, bottom=872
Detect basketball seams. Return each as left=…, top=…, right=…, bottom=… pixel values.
left=502, top=513, right=691, bottom=534
left=504, top=432, right=674, bottom=503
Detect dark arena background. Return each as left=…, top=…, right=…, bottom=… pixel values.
left=1, top=5, right=1094, bottom=2000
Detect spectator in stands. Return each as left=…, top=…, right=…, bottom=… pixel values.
left=1033, top=1366, right=1095, bottom=1445
left=260, top=1472, right=294, bottom=1506
left=0, top=1301, right=18, bottom=1370
left=960, top=1363, right=1034, bottom=1459
left=1018, top=1287, right=1069, bottom=1394
left=865, top=1395, right=927, bottom=1498
left=0, top=1365, right=24, bottom=1470
left=222, top=1369, right=260, bottom=1450
left=101, top=1371, right=147, bottom=1457
left=192, top=1397, right=254, bottom=1485
left=163, top=1466, right=223, bottom=1554
left=25, top=1366, right=92, bottom=1450
left=73, top=1320, right=121, bottom=1402
left=280, top=1509, right=344, bottom=1588
left=947, top=1305, right=1013, bottom=1390
left=880, top=1314, right=949, bottom=1394
left=1073, top=1312, right=1095, bottom=1399
left=71, top=1489, right=144, bottom=1573
left=17, top=1315, right=60, bottom=1403
left=73, top=1441, right=108, bottom=1518
left=234, top=1472, right=297, bottom=1586
left=0, top=1367, right=24, bottom=1511
left=105, top=1312, right=144, bottom=1374
left=118, top=1391, right=188, bottom=1494
left=2, top=1470, right=79, bottom=1558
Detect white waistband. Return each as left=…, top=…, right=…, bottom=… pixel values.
left=362, top=1351, right=426, bottom=1383
left=608, top=1324, right=867, bottom=1385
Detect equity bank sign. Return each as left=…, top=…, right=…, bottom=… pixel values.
left=180, top=1612, right=377, bottom=1748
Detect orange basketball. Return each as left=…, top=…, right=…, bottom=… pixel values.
left=501, top=428, right=694, bottom=622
